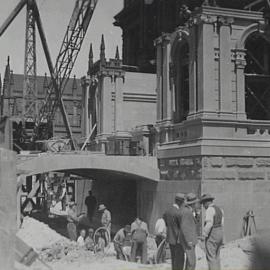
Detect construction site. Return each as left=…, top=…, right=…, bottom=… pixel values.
left=0, top=0, right=270, bottom=269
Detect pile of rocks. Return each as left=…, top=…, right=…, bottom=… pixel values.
left=17, top=217, right=68, bottom=251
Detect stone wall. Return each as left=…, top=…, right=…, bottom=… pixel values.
left=138, top=180, right=201, bottom=233
left=203, top=156, right=270, bottom=181
left=0, top=148, right=16, bottom=269
left=202, top=156, right=270, bottom=241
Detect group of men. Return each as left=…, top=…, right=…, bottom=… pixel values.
left=66, top=189, right=112, bottom=242
left=164, top=193, right=224, bottom=270
left=68, top=189, right=224, bottom=270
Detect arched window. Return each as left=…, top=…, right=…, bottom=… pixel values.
left=245, top=32, right=270, bottom=120
left=173, top=42, right=189, bottom=123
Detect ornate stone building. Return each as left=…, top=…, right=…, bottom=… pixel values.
left=114, top=0, right=263, bottom=72
left=80, top=36, right=157, bottom=155
left=154, top=5, right=270, bottom=239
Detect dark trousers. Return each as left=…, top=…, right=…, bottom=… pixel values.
left=185, top=246, right=196, bottom=270
left=67, top=222, right=77, bottom=241
left=114, top=243, right=125, bottom=260
left=87, top=209, right=95, bottom=221
left=169, top=244, right=185, bottom=270
left=156, top=235, right=166, bottom=263
left=131, top=240, right=147, bottom=264
left=205, top=227, right=223, bottom=270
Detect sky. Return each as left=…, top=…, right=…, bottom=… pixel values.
left=0, top=0, right=123, bottom=78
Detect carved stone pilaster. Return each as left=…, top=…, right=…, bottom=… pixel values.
left=234, top=49, right=247, bottom=70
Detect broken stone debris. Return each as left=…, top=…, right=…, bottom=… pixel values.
left=16, top=217, right=253, bottom=270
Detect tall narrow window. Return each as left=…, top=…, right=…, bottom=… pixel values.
left=174, top=42, right=189, bottom=123
left=245, top=33, right=270, bottom=120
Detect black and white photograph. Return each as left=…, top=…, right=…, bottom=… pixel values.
left=0, top=0, right=270, bottom=269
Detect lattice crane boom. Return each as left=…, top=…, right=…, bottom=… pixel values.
left=35, top=0, right=98, bottom=147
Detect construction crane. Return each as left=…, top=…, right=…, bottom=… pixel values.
left=0, top=0, right=98, bottom=150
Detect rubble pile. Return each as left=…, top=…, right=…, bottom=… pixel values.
left=17, top=217, right=69, bottom=251
left=16, top=217, right=253, bottom=270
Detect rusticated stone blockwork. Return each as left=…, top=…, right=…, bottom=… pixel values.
left=159, top=157, right=202, bottom=180
left=203, top=156, right=269, bottom=181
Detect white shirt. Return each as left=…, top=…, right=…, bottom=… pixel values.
left=203, top=203, right=224, bottom=237
left=77, top=236, right=85, bottom=247
left=155, top=218, right=166, bottom=237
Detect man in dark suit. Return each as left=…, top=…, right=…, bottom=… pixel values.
left=163, top=193, right=186, bottom=270
left=182, top=193, right=199, bottom=270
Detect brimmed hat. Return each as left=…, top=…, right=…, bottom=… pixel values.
left=98, top=204, right=106, bottom=211
left=200, top=194, right=215, bottom=204
left=175, top=193, right=185, bottom=201
left=186, top=193, right=198, bottom=205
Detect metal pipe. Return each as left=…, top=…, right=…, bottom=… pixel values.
left=0, top=0, right=27, bottom=37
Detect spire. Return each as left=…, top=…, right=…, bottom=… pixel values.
left=115, top=46, right=120, bottom=60
left=3, top=56, right=11, bottom=96
left=88, top=43, right=94, bottom=75
left=100, top=34, right=106, bottom=64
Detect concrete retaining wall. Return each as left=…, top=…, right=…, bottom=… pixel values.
left=0, top=148, right=16, bottom=269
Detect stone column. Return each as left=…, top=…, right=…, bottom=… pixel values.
left=162, top=34, right=172, bottom=124
left=196, top=15, right=217, bottom=117
left=80, top=76, right=90, bottom=138
left=100, top=75, right=113, bottom=137
left=155, top=38, right=162, bottom=122
left=0, top=148, right=16, bottom=270
left=218, top=17, right=234, bottom=116
left=188, top=25, right=198, bottom=118
left=114, top=75, right=125, bottom=134
left=235, top=49, right=247, bottom=120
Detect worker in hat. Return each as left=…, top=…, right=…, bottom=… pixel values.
left=199, top=194, right=224, bottom=270
left=163, top=193, right=186, bottom=270
left=113, top=224, right=132, bottom=261
left=130, top=217, right=149, bottom=264
left=98, top=204, right=111, bottom=235
left=180, top=193, right=199, bottom=270
left=67, top=202, right=79, bottom=241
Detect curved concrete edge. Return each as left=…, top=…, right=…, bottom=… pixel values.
left=17, top=154, right=160, bottom=181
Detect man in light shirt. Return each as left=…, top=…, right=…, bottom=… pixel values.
left=154, top=217, right=166, bottom=263
left=200, top=194, right=224, bottom=270
left=77, top=229, right=86, bottom=247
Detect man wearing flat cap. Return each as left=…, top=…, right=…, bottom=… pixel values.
left=200, top=194, right=224, bottom=270
left=163, top=193, right=186, bottom=270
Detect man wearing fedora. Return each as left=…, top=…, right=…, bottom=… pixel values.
left=200, top=194, right=224, bottom=270
left=98, top=204, right=111, bottom=235
left=181, top=193, right=199, bottom=270
left=163, top=193, right=186, bottom=270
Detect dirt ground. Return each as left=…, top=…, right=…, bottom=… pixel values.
left=15, top=217, right=252, bottom=270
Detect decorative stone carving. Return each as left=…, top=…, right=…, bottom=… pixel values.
left=233, top=49, right=247, bottom=69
